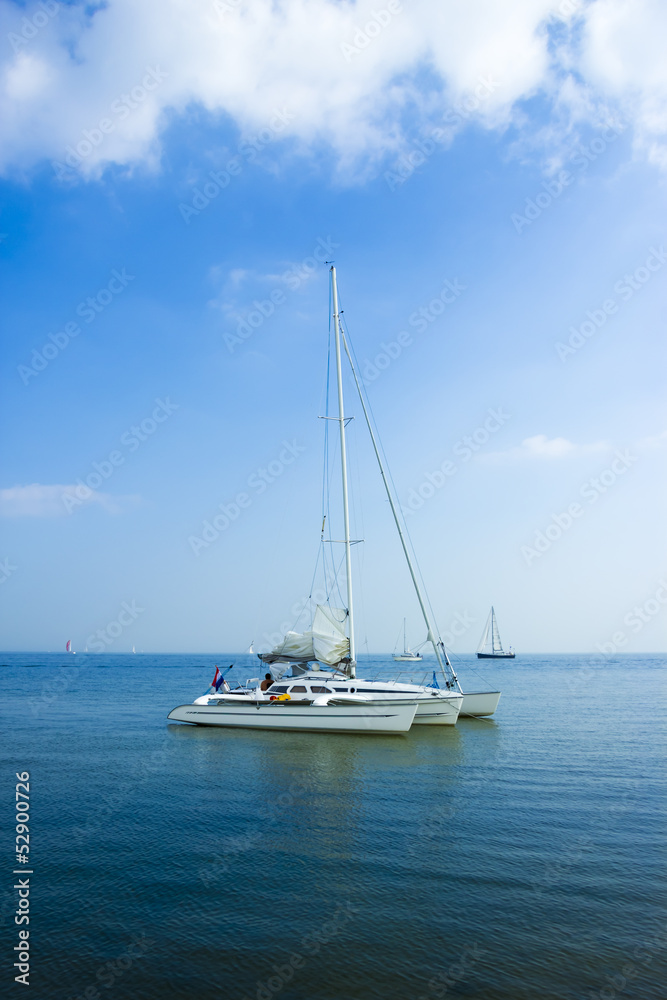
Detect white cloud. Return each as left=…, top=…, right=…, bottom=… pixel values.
left=580, top=0, right=667, bottom=167
left=0, top=0, right=664, bottom=179
left=637, top=429, right=667, bottom=451
left=0, top=484, right=140, bottom=517
left=483, top=434, right=609, bottom=463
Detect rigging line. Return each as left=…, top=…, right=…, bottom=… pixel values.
left=306, top=538, right=324, bottom=605
left=326, top=548, right=348, bottom=608
left=446, top=647, right=498, bottom=689
left=323, top=433, right=342, bottom=592
left=296, top=282, right=337, bottom=634
left=338, top=310, right=452, bottom=672
left=347, top=316, right=440, bottom=636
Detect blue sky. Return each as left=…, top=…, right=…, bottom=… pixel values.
left=1, top=0, right=665, bottom=653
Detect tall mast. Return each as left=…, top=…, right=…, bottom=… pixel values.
left=330, top=266, right=356, bottom=677
left=340, top=326, right=458, bottom=688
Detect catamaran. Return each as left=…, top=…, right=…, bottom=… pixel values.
left=393, top=619, right=423, bottom=662
left=169, top=266, right=498, bottom=729
left=476, top=607, right=515, bottom=659
left=168, top=267, right=425, bottom=734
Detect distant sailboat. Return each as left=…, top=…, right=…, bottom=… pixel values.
left=66, top=639, right=75, bottom=654
left=392, top=619, right=423, bottom=662
left=247, top=641, right=254, bottom=654
left=131, top=645, right=136, bottom=654
left=476, top=607, right=515, bottom=659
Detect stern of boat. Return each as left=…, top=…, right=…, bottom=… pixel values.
left=459, top=691, right=501, bottom=717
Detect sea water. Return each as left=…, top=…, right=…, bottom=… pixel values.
left=1, top=652, right=665, bottom=1000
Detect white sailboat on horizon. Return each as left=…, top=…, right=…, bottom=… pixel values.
left=392, top=619, right=423, bottom=662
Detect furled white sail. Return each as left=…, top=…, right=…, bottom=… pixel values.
left=262, top=606, right=349, bottom=665
left=310, top=605, right=349, bottom=665
left=269, top=630, right=315, bottom=660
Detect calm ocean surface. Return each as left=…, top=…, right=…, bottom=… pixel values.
left=1, top=652, right=665, bottom=1000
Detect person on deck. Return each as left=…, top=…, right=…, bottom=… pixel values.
left=260, top=673, right=273, bottom=691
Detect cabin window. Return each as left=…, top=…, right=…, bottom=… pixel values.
left=334, top=687, right=348, bottom=692
left=310, top=686, right=332, bottom=694
left=271, top=686, right=289, bottom=693
left=289, top=685, right=308, bottom=693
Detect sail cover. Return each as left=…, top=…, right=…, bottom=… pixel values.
left=260, top=606, right=349, bottom=665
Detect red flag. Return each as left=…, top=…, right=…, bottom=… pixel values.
left=211, top=666, right=220, bottom=689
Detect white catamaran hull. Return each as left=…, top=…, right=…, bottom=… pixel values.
left=459, top=691, right=501, bottom=717
left=411, top=696, right=462, bottom=725
left=168, top=700, right=418, bottom=733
